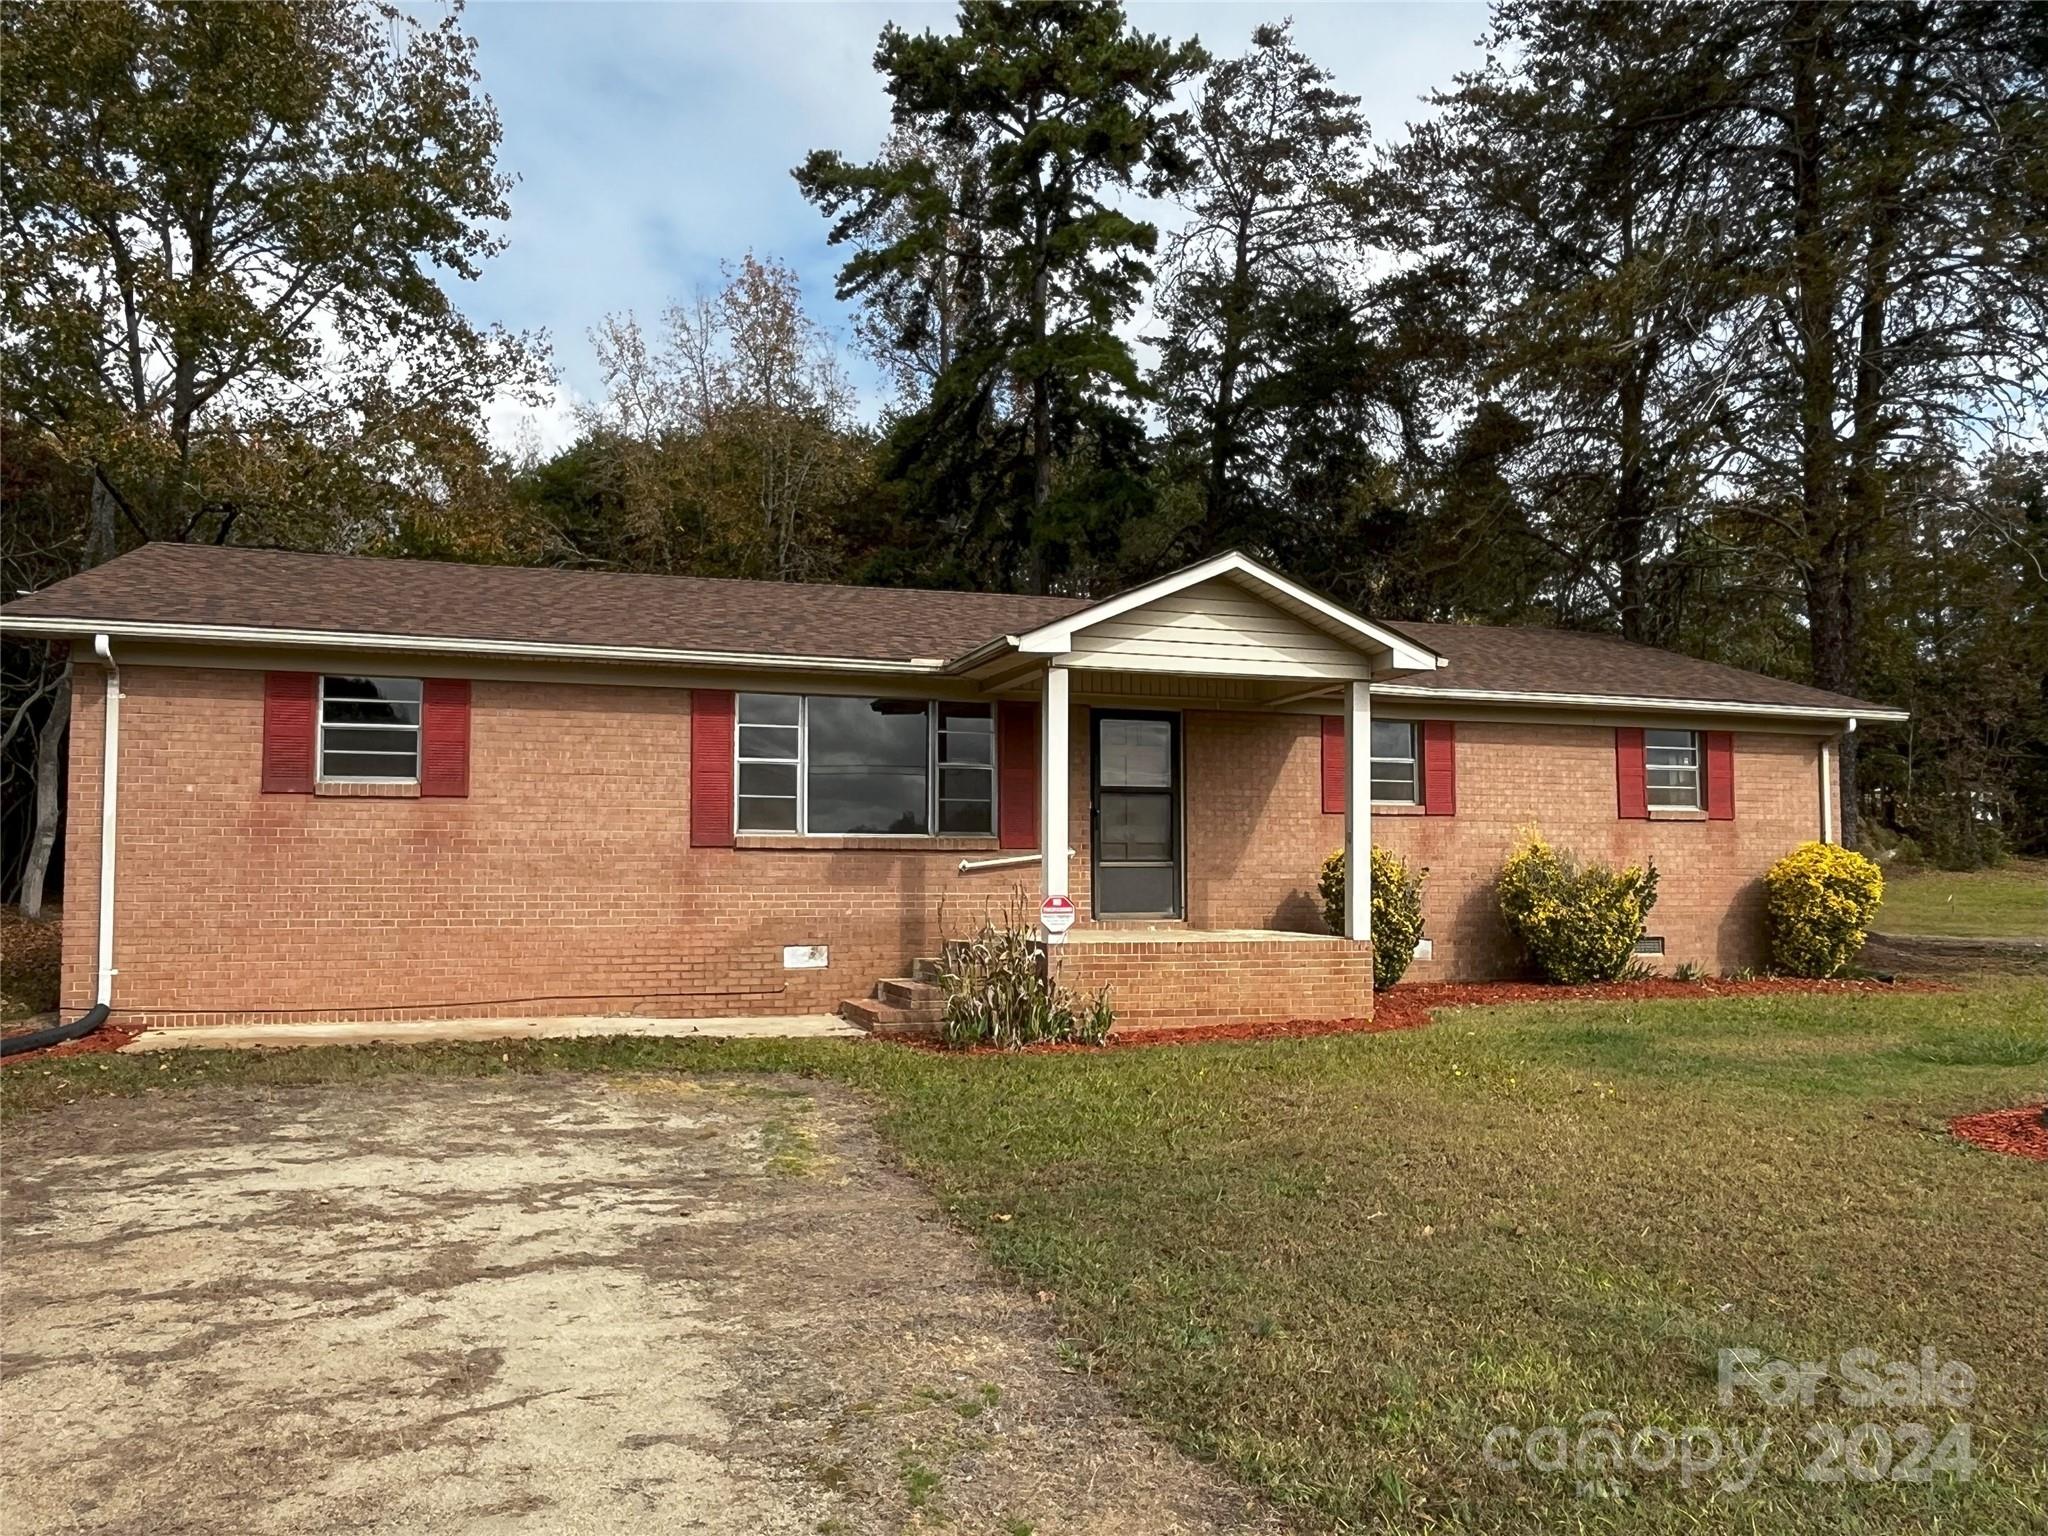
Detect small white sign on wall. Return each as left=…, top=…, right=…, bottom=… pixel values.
left=1413, top=939, right=1434, bottom=962
left=783, top=944, right=829, bottom=970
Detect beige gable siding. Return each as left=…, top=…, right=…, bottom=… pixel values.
left=1064, top=577, right=1373, bottom=679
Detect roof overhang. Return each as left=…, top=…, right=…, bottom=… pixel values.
left=0, top=616, right=941, bottom=676
left=1, top=604, right=1902, bottom=723
left=946, top=551, right=1445, bottom=676
left=1366, top=681, right=1903, bottom=724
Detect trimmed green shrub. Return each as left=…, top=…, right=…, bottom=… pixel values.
left=1496, top=834, right=1660, bottom=984
left=938, top=903, right=1113, bottom=1049
left=1765, top=841, right=1885, bottom=976
left=1319, top=846, right=1428, bottom=990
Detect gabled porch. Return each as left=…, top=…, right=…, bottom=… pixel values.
left=843, top=553, right=1444, bottom=1033
left=953, top=551, right=1439, bottom=939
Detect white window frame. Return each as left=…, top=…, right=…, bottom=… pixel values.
left=735, top=692, right=803, bottom=832
left=1370, top=719, right=1421, bottom=806
left=1645, top=728, right=1703, bottom=810
left=317, top=675, right=422, bottom=785
left=934, top=701, right=998, bottom=836
left=733, top=694, right=997, bottom=838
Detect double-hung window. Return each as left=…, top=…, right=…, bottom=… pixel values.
left=735, top=694, right=996, bottom=836
left=318, top=676, right=422, bottom=782
left=1370, top=719, right=1420, bottom=804
left=735, top=693, right=802, bottom=830
left=934, top=703, right=996, bottom=833
left=1645, top=728, right=1702, bottom=809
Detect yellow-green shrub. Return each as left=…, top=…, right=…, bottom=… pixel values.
left=1319, top=846, right=1427, bottom=990
left=1765, top=841, right=1884, bottom=977
left=1495, top=834, right=1659, bottom=984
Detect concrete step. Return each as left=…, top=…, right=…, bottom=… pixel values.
left=878, top=977, right=944, bottom=1011
left=837, top=995, right=944, bottom=1038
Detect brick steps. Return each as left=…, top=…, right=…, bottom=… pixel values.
left=878, top=977, right=944, bottom=1011
left=839, top=959, right=947, bottom=1037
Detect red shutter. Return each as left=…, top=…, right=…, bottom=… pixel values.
left=262, top=672, right=316, bottom=794
left=997, top=701, right=1040, bottom=849
left=1421, top=720, right=1457, bottom=816
left=1705, top=730, right=1735, bottom=820
left=419, top=679, right=471, bottom=798
left=689, top=689, right=736, bottom=848
left=1320, top=715, right=1345, bottom=814
left=1615, top=727, right=1649, bottom=819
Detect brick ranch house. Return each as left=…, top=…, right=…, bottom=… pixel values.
left=1, top=544, right=1901, bottom=1033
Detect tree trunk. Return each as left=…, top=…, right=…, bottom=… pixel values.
left=1614, top=346, right=1652, bottom=644
left=1202, top=218, right=1254, bottom=552
left=1027, top=260, right=1051, bottom=595
left=1806, top=544, right=1862, bottom=847
left=1786, top=11, right=1858, bottom=845
left=18, top=468, right=120, bottom=915
left=18, top=662, right=71, bottom=921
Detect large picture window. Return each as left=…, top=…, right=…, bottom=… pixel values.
left=734, top=694, right=995, bottom=836
left=1370, top=719, right=1420, bottom=804
left=1645, top=728, right=1702, bottom=809
left=318, top=676, right=421, bottom=782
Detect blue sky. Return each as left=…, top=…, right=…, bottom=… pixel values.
left=459, top=2, right=1492, bottom=454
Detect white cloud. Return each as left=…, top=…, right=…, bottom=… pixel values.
left=484, top=379, right=585, bottom=464
left=451, top=2, right=1491, bottom=440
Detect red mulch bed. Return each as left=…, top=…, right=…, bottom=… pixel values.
left=1949, top=1104, right=2048, bottom=1162
left=911, top=975, right=1943, bottom=1056
left=0, top=1019, right=141, bottom=1065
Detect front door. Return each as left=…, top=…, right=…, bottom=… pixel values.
left=1091, top=711, right=1182, bottom=919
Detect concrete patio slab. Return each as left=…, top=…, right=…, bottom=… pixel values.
left=120, top=1013, right=864, bottom=1052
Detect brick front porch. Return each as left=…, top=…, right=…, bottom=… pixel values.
left=1050, top=929, right=1374, bottom=1029
left=839, top=929, right=1375, bottom=1036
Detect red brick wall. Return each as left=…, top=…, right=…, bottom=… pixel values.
left=60, top=666, right=1830, bottom=1027
left=1169, top=709, right=1826, bottom=978
left=62, top=665, right=1019, bottom=1025
left=1054, top=937, right=1374, bottom=1028
left=1371, top=720, right=1827, bottom=979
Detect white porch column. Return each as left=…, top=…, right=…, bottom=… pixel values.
left=1343, top=678, right=1372, bottom=941
left=1040, top=663, right=1070, bottom=900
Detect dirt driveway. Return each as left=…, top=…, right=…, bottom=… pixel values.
left=1, top=1075, right=1279, bottom=1535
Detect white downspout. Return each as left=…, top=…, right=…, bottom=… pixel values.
left=1821, top=717, right=1858, bottom=846
left=1819, top=738, right=1834, bottom=844
left=93, top=633, right=119, bottom=1008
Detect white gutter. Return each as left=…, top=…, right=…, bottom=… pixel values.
left=1, top=615, right=1900, bottom=723
left=92, top=634, right=119, bottom=1009
left=0, top=617, right=939, bottom=676
left=1367, top=682, right=1903, bottom=724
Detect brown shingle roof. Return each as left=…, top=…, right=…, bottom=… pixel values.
left=1381, top=619, right=1884, bottom=713
left=2, top=543, right=1891, bottom=715
left=1, top=543, right=1088, bottom=664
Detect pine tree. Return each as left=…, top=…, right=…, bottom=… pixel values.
left=796, top=0, right=1204, bottom=592
left=1151, top=21, right=1373, bottom=556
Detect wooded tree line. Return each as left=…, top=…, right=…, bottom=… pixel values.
left=4, top=0, right=2043, bottom=911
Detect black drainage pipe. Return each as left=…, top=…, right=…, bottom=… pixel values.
left=1, top=1003, right=112, bottom=1058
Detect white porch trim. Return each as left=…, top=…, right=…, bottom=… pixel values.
left=1040, top=663, right=1071, bottom=903
left=1343, top=679, right=1372, bottom=942
left=952, top=551, right=1443, bottom=675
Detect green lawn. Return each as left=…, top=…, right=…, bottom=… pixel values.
left=1880, top=860, right=2047, bottom=939
left=6, top=982, right=2044, bottom=1533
